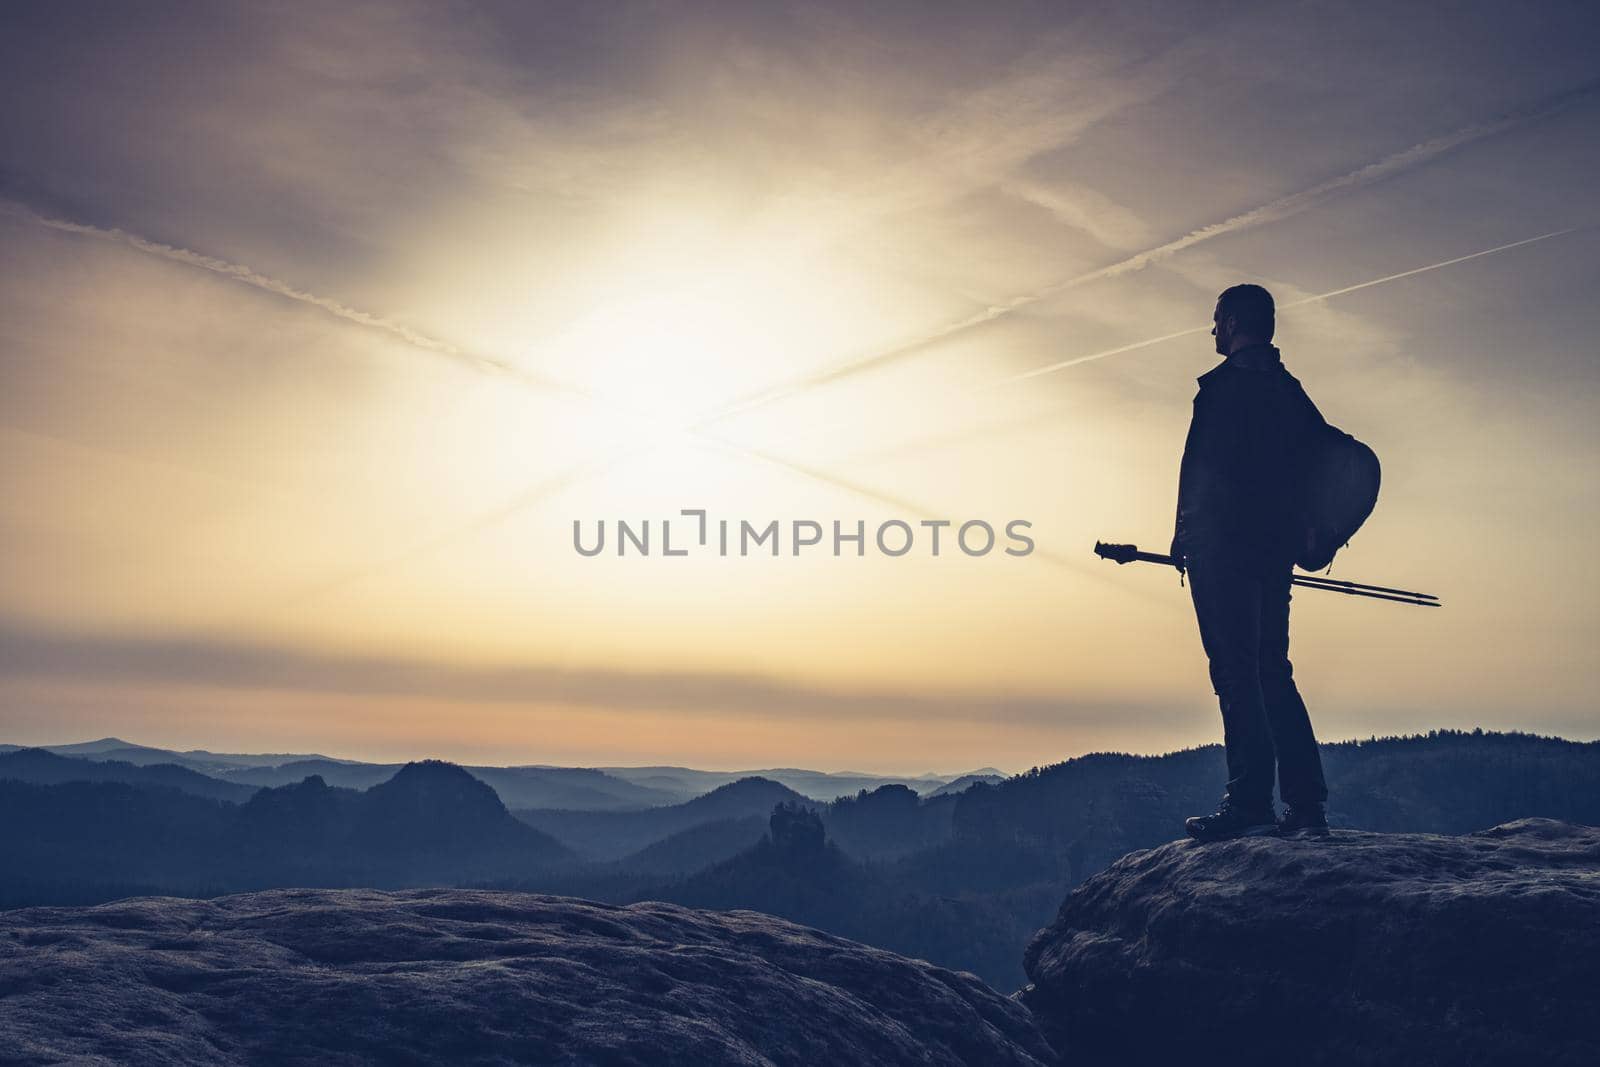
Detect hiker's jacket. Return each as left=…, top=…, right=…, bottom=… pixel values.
left=1172, top=343, right=1327, bottom=573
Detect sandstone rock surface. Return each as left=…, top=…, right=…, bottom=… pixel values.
left=1022, top=818, right=1599, bottom=1066
left=1, top=888, right=1052, bottom=1065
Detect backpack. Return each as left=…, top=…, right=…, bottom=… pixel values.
left=1298, top=424, right=1380, bottom=572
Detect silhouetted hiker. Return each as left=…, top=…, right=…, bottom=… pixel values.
left=1171, top=284, right=1330, bottom=841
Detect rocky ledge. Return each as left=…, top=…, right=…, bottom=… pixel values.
left=0, top=888, right=1052, bottom=1066
left=1022, top=818, right=1599, bottom=1067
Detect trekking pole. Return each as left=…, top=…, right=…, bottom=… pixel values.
left=1092, top=542, right=1441, bottom=607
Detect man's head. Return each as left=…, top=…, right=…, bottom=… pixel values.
left=1212, top=284, right=1275, bottom=355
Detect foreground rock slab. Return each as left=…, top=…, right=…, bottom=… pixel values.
left=1023, top=818, right=1599, bottom=1067
left=0, top=888, right=1053, bottom=1066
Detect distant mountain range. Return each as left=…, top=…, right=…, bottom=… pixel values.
left=2, top=759, right=570, bottom=905
left=0, top=738, right=1002, bottom=808
left=592, top=764, right=1007, bottom=804
left=0, top=748, right=259, bottom=803
left=0, top=742, right=1004, bottom=912
left=1, top=737, right=365, bottom=770
left=516, top=775, right=816, bottom=860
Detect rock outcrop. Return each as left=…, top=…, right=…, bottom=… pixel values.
left=0, top=888, right=1053, bottom=1066
left=1022, top=818, right=1600, bottom=1066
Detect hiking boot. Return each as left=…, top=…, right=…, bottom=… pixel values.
left=1184, top=798, right=1277, bottom=842
left=1277, top=803, right=1330, bottom=837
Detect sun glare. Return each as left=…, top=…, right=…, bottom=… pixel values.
left=523, top=233, right=882, bottom=473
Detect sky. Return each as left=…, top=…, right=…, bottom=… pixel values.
left=1, top=1, right=1597, bottom=773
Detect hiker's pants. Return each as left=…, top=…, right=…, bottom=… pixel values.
left=1187, top=556, right=1328, bottom=810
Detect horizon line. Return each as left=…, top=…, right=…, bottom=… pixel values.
left=5, top=725, right=1590, bottom=784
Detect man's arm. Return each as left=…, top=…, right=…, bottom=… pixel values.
left=1172, top=383, right=1236, bottom=570
left=1171, top=414, right=1195, bottom=573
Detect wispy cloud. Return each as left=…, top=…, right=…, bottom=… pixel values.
left=0, top=620, right=1129, bottom=729
left=265, top=450, right=631, bottom=613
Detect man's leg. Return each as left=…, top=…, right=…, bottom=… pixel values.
left=1256, top=567, right=1328, bottom=808
left=1187, top=558, right=1276, bottom=813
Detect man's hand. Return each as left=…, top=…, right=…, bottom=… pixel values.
left=1169, top=536, right=1186, bottom=576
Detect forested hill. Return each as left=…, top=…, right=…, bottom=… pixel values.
left=950, top=729, right=1600, bottom=877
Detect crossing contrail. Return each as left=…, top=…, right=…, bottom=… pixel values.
left=1002, top=226, right=1585, bottom=382
left=688, top=77, right=1600, bottom=427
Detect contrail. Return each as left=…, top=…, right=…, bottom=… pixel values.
left=1275, top=226, right=1584, bottom=308
left=1003, top=226, right=1584, bottom=381
left=0, top=197, right=570, bottom=394
left=1002, top=323, right=1210, bottom=382
left=688, top=78, right=1600, bottom=426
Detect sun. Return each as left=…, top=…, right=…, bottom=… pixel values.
left=551, top=285, right=787, bottom=425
